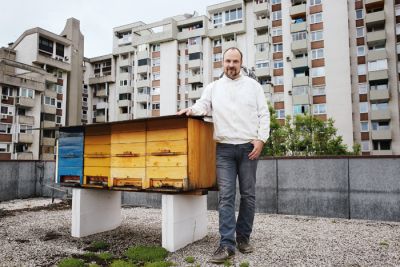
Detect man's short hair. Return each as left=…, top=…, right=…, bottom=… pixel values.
left=223, top=47, right=243, bottom=62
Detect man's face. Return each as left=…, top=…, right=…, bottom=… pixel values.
left=223, top=49, right=242, bottom=79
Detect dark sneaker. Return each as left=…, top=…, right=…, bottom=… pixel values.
left=237, top=240, right=254, bottom=254
left=209, top=246, right=235, bottom=264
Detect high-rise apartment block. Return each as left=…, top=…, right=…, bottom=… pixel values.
left=1, top=0, right=400, bottom=158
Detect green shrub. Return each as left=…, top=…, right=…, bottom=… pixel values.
left=110, top=259, right=136, bottom=267
left=124, top=246, right=168, bottom=262
left=144, top=261, right=174, bottom=267
left=185, top=256, right=195, bottom=263
left=57, top=257, right=84, bottom=267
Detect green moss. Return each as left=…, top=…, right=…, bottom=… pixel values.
left=124, top=246, right=168, bottom=262
left=240, top=261, right=250, bottom=267
left=87, top=240, right=109, bottom=251
left=185, top=256, right=195, bottom=263
left=110, top=259, right=136, bottom=267
left=88, top=264, right=101, bottom=267
left=223, top=259, right=233, bottom=266
left=97, top=252, right=114, bottom=261
left=144, top=261, right=174, bottom=267
left=57, top=257, right=84, bottom=267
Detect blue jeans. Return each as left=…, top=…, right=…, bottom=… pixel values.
left=216, top=142, right=258, bottom=250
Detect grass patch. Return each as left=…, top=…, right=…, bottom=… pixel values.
left=223, top=259, right=233, bottom=266
left=240, top=261, right=250, bottom=267
left=57, top=257, right=84, bottom=267
left=124, top=246, right=168, bottom=262
left=110, top=259, right=136, bottom=267
left=144, top=261, right=174, bottom=267
left=379, top=241, right=389, bottom=247
left=98, top=252, right=114, bottom=261
left=86, top=240, right=110, bottom=252
left=185, top=256, right=195, bottom=263
left=88, top=264, right=101, bottom=267
left=82, top=252, right=97, bottom=259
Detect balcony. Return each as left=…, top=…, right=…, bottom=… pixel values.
left=137, top=50, right=150, bottom=60
left=16, top=152, right=33, bottom=160
left=372, top=149, right=392, bottom=155
left=136, top=108, right=148, bottom=118
left=177, top=28, right=207, bottom=41
left=293, top=76, right=309, bottom=86
left=188, top=73, right=203, bottom=84
left=254, top=35, right=269, bottom=44
left=136, top=93, right=150, bottom=102
left=118, top=86, right=133, bottom=94
left=95, top=115, right=106, bottom=123
left=290, top=4, right=306, bottom=17
left=370, top=89, right=390, bottom=101
left=222, top=40, right=238, bottom=52
left=370, top=109, right=391, bottom=120
left=96, top=89, right=108, bottom=97
left=42, top=137, right=55, bottom=146
left=16, top=97, right=35, bottom=108
left=44, top=89, right=57, bottom=99
left=118, top=113, right=132, bottom=121
left=371, top=129, right=392, bottom=140
left=137, top=65, right=149, bottom=74
left=209, top=22, right=245, bottom=38
left=42, top=120, right=56, bottom=128
left=292, top=57, right=308, bottom=68
left=118, top=99, right=131, bottom=107
left=365, top=0, right=384, bottom=6
left=34, top=54, right=71, bottom=72
left=365, top=10, right=385, bottom=26
left=188, top=44, right=202, bottom=54
left=367, top=49, right=387, bottom=61
left=255, top=51, right=268, bottom=61
left=41, top=105, right=56, bottom=115
left=188, top=88, right=203, bottom=99
left=18, top=133, right=34, bottom=144
left=119, top=58, right=130, bottom=67
left=366, top=30, right=386, bottom=45
left=255, top=68, right=270, bottom=77
left=254, top=2, right=268, bottom=13
left=17, top=115, right=35, bottom=125
left=368, top=70, right=388, bottom=81
left=118, top=36, right=132, bottom=46
left=89, top=75, right=114, bottom=85
left=291, top=39, right=307, bottom=52
left=254, top=18, right=268, bottom=30
left=136, top=79, right=151, bottom=88
left=188, top=59, right=202, bottom=69
left=96, top=102, right=108, bottom=109
left=291, top=22, right=307, bottom=33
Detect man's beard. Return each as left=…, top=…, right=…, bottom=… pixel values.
left=225, top=68, right=240, bottom=79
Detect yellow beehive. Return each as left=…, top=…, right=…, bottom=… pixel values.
left=83, top=124, right=111, bottom=188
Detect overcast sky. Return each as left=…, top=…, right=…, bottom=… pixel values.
left=1, top=0, right=223, bottom=58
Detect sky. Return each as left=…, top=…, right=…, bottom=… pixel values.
left=1, top=0, right=223, bottom=58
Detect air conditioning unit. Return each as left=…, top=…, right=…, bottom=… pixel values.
left=288, top=90, right=292, bottom=96
left=64, top=56, right=69, bottom=61
left=2, top=95, right=8, bottom=100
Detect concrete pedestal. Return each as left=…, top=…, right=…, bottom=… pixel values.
left=162, top=194, right=208, bottom=252
left=71, top=189, right=122, bottom=238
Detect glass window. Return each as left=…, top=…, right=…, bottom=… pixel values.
left=361, top=141, right=369, bottom=151
left=310, top=0, right=322, bottom=5
left=368, top=59, right=388, bottom=71
left=357, top=64, right=366, bottom=75
left=371, top=102, right=388, bottom=110
left=152, top=58, right=160, bottom=67
left=152, top=103, right=160, bottom=110
left=293, top=86, right=308, bottom=96
left=273, top=43, right=283, bottom=52
left=311, top=30, right=323, bottom=41
left=292, top=31, right=307, bottom=41
left=313, top=104, right=326, bottom=114
left=0, top=123, right=12, bottom=134
left=20, top=88, right=34, bottom=98
left=359, top=102, right=368, bottom=113
left=273, top=76, right=284, bottom=85
left=358, top=83, right=368, bottom=94
left=255, top=43, right=267, bottom=52
left=276, top=109, right=285, bottom=119
left=312, top=86, right=326, bottom=96
left=293, top=105, right=310, bottom=115
left=44, top=96, right=56, bottom=106
left=311, top=48, right=324, bottom=59
left=272, top=27, right=282, bottom=36
left=272, top=11, right=282, bottom=21
left=356, top=27, right=364, bottom=38
left=19, top=124, right=32, bottom=134
left=310, top=13, right=322, bottom=24
left=355, top=9, right=364, bottom=20
left=360, top=121, right=369, bottom=132
left=273, top=60, right=283, bottom=69
left=357, top=46, right=365, bottom=56
left=213, top=39, right=222, bottom=47
left=310, top=67, right=325, bottom=77
left=152, top=73, right=160, bottom=80
left=256, top=60, right=269, bottom=69
left=213, top=53, right=222, bottom=62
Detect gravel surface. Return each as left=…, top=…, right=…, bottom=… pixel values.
left=0, top=198, right=399, bottom=266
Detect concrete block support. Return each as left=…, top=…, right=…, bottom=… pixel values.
left=71, top=189, right=122, bottom=237
left=162, top=194, right=208, bottom=252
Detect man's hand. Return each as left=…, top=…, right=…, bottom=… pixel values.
left=248, top=140, right=264, bottom=160
left=176, top=108, right=193, bottom=116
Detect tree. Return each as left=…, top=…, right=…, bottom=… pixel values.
left=262, top=106, right=359, bottom=156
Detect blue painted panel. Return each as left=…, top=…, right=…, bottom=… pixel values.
left=58, top=146, right=83, bottom=158
left=58, top=157, right=83, bottom=168
left=58, top=166, right=83, bottom=184
left=59, top=136, right=84, bottom=147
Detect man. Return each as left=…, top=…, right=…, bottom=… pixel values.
left=177, top=47, right=270, bottom=263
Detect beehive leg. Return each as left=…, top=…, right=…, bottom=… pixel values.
left=71, top=189, right=121, bottom=237
left=161, top=194, right=208, bottom=252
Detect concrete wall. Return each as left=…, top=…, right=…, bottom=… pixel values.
left=1, top=158, right=399, bottom=222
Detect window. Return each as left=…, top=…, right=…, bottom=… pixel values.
left=293, top=86, right=308, bottom=96
left=310, top=13, right=322, bottom=24
left=152, top=103, right=160, bottom=110
left=273, top=43, right=283, bottom=52
left=355, top=9, right=364, bottom=20
left=213, top=39, right=222, bottom=47
left=372, top=121, right=390, bottom=131
left=272, top=0, right=281, bottom=4
left=256, top=60, right=269, bottom=69
left=310, top=0, right=322, bottom=5
left=56, top=85, right=63, bottom=94
left=370, top=83, right=388, bottom=90
left=276, top=109, right=285, bottom=119
left=357, top=46, right=365, bottom=56
left=311, top=48, right=324, bottom=59
left=2, top=87, right=13, bottom=96
left=120, top=80, right=128, bottom=86
left=310, top=67, right=325, bottom=77
left=361, top=141, right=370, bottom=151
left=271, top=27, right=282, bottom=37
left=56, top=43, right=64, bottom=57
left=152, top=44, right=160, bottom=52
left=152, top=73, right=160, bottom=80
left=213, top=12, right=222, bottom=27
left=272, top=11, right=282, bottom=21
left=311, top=30, right=323, bottom=41
left=1, top=106, right=12, bottom=115
left=19, top=125, right=32, bottom=134
left=0, top=123, right=12, bottom=134
left=213, top=53, right=222, bottom=62
left=44, top=96, right=56, bottom=106
left=371, top=102, right=388, bottom=110
left=312, top=86, right=326, bottom=96
left=373, top=140, right=391, bottom=151
left=272, top=93, right=284, bottom=102
left=292, top=31, right=307, bottom=41
left=188, top=37, right=201, bottom=46
left=57, top=101, right=62, bottom=109
left=313, top=104, right=326, bottom=114
left=360, top=121, right=369, bottom=132
left=273, top=60, right=283, bottom=69
left=189, top=52, right=202, bottom=60
left=359, top=102, right=368, bottom=113
left=368, top=59, right=388, bottom=71
left=255, top=43, right=267, bottom=52
left=151, top=87, right=160, bottom=95
left=293, top=105, right=310, bottom=115
left=225, top=7, right=242, bottom=23
left=356, top=27, right=365, bottom=38
left=119, top=93, right=131, bottom=100
left=19, top=88, right=34, bottom=98
left=138, top=44, right=147, bottom=52
left=358, top=83, right=368, bottom=94
left=0, top=143, right=11, bottom=153
left=39, top=36, right=53, bottom=54
left=152, top=58, right=160, bottom=67
left=357, top=64, right=366, bottom=75
left=273, top=76, right=284, bottom=85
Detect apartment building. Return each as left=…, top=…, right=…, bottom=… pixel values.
left=0, top=18, right=84, bottom=160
